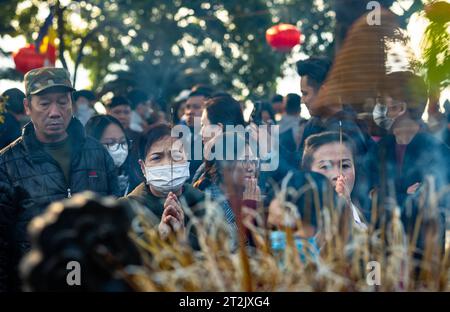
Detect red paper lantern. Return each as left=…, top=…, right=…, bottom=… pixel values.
left=266, top=23, right=301, bottom=52
left=13, top=45, right=45, bottom=74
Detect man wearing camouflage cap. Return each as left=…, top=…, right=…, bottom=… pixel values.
left=0, top=67, right=120, bottom=291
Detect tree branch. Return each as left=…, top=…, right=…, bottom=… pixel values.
left=56, top=1, right=68, bottom=70
left=72, top=20, right=124, bottom=88
left=73, top=29, right=98, bottom=87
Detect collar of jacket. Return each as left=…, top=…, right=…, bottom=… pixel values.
left=127, top=182, right=205, bottom=208
left=22, top=117, right=86, bottom=162
left=128, top=182, right=154, bottom=200
left=128, top=182, right=182, bottom=204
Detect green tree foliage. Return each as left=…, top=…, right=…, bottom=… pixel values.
left=0, top=0, right=425, bottom=102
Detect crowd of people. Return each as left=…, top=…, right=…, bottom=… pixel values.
left=0, top=55, right=449, bottom=291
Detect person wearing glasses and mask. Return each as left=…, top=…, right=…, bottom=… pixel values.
left=121, top=123, right=205, bottom=247
left=85, top=115, right=142, bottom=196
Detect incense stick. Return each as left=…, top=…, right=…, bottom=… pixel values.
left=339, top=120, right=343, bottom=176
left=170, top=107, right=174, bottom=190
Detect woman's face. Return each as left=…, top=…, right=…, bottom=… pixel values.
left=310, top=142, right=355, bottom=193
left=231, top=159, right=257, bottom=181
left=141, top=136, right=187, bottom=168
left=241, top=143, right=258, bottom=179
left=100, top=123, right=127, bottom=149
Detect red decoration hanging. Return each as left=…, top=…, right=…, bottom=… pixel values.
left=266, top=23, right=301, bottom=52
left=13, top=45, right=46, bottom=75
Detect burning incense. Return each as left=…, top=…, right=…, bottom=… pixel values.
left=339, top=120, right=343, bottom=176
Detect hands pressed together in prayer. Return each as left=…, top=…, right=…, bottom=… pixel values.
left=243, top=177, right=260, bottom=202
left=335, top=175, right=352, bottom=203
left=158, top=192, right=185, bottom=240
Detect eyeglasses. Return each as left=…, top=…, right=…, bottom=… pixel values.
left=185, top=103, right=202, bottom=110
left=102, top=140, right=130, bottom=151
left=237, top=158, right=260, bottom=169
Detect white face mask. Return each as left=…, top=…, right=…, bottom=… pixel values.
left=77, top=101, right=89, bottom=111
left=373, top=103, right=394, bottom=130
left=107, top=144, right=128, bottom=168
left=145, top=162, right=190, bottom=195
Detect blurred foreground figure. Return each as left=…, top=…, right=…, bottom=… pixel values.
left=0, top=67, right=120, bottom=292
left=20, top=192, right=142, bottom=291
left=267, top=170, right=335, bottom=263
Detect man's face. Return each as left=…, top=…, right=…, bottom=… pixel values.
left=25, top=91, right=73, bottom=143
left=300, top=75, right=318, bottom=112
left=184, top=95, right=205, bottom=127
left=108, top=105, right=131, bottom=129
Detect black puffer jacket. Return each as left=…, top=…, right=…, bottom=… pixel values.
left=0, top=117, right=120, bottom=291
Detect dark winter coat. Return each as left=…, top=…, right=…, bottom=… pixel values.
left=0, top=117, right=120, bottom=291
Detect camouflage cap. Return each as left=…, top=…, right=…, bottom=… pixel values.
left=24, top=67, right=75, bottom=96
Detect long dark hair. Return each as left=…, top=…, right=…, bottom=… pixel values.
left=204, top=95, right=246, bottom=128
left=85, top=115, right=127, bottom=143
left=20, top=192, right=142, bottom=291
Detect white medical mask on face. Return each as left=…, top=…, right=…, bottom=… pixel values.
left=107, top=144, right=128, bottom=168
left=373, top=103, right=394, bottom=130
left=145, top=162, right=190, bottom=195
left=77, top=101, right=89, bottom=111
